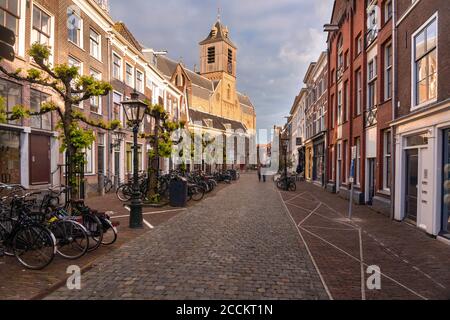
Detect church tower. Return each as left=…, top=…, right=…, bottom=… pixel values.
left=199, top=17, right=237, bottom=79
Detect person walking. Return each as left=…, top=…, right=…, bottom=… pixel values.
left=257, top=164, right=262, bottom=182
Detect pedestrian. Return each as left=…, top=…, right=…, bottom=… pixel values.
left=257, top=164, right=262, bottom=182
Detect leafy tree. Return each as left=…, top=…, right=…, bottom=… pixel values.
left=140, top=102, right=185, bottom=201
left=0, top=43, right=120, bottom=199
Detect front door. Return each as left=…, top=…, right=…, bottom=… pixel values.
left=367, top=158, right=376, bottom=205
left=405, top=149, right=419, bottom=222
left=29, top=134, right=50, bottom=185
left=442, top=130, right=450, bottom=237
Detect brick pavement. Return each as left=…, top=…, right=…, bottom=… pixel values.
left=45, top=174, right=329, bottom=300
left=280, top=182, right=450, bottom=300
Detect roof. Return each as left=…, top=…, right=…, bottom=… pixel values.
left=189, top=109, right=246, bottom=132
left=237, top=93, right=253, bottom=108
left=199, top=20, right=237, bottom=49
left=113, top=22, right=142, bottom=51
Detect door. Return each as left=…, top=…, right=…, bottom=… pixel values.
left=114, top=149, right=120, bottom=184
left=442, top=130, right=450, bottom=237
left=405, top=149, right=419, bottom=222
left=29, top=134, right=50, bottom=185
left=367, top=158, right=376, bottom=205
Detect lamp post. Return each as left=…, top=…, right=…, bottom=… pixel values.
left=281, top=136, right=289, bottom=191
left=121, top=92, right=147, bottom=229
left=110, top=129, right=126, bottom=152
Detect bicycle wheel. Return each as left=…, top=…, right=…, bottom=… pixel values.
left=99, top=218, right=117, bottom=246
left=116, top=184, right=132, bottom=202
left=104, top=179, right=113, bottom=193
left=83, top=214, right=103, bottom=252
left=288, top=182, right=297, bottom=192
left=191, top=186, right=205, bottom=201
left=13, top=225, right=56, bottom=270
left=51, top=220, right=89, bottom=260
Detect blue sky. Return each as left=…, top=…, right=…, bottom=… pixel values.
left=109, top=0, right=334, bottom=131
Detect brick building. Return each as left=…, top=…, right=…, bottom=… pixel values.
left=0, top=0, right=184, bottom=194
left=392, top=0, right=450, bottom=239
left=303, top=52, right=327, bottom=186
left=325, top=0, right=393, bottom=215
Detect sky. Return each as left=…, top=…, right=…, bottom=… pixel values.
left=109, top=0, right=334, bottom=132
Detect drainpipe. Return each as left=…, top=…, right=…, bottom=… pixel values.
left=390, top=0, right=397, bottom=220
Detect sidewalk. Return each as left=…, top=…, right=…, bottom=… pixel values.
left=0, top=184, right=228, bottom=300
left=280, top=182, right=450, bottom=300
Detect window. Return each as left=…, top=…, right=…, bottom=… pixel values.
left=330, top=94, right=334, bottom=129
left=344, top=81, right=349, bottom=122
left=344, top=50, right=349, bottom=69
left=384, top=43, right=392, bottom=100
left=136, top=70, right=144, bottom=93
left=343, top=140, right=348, bottom=183
left=0, top=0, right=20, bottom=51
left=84, top=141, right=94, bottom=175
left=355, top=137, right=361, bottom=186
left=97, top=133, right=105, bottom=174
left=383, top=130, right=392, bottom=191
left=125, top=63, right=133, bottom=87
left=414, top=16, right=437, bottom=106
left=227, top=49, right=233, bottom=74
left=337, top=90, right=342, bottom=125
left=126, top=143, right=142, bottom=173
left=207, top=46, right=215, bottom=64
left=67, top=7, right=81, bottom=46
left=0, top=78, right=22, bottom=125
left=30, top=89, right=51, bottom=130
left=384, top=0, right=392, bottom=23
left=337, top=35, right=343, bottom=68
left=89, top=29, right=100, bottom=60
left=113, top=92, right=123, bottom=124
left=356, top=34, right=362, bottom=57
left=68, top=56, right=82, bottom=108
left=112, top=53, right=122, bottom=80
left=89, top=69, right=102, bottom=114
left=368, top=58, right=377, bottom=110
left=355, top=69, right=362, bottom=115
left=32, top=5, right=50, bottom=46
left=227, top=84, right=231, bottom=100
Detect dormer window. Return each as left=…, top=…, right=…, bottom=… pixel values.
left=205, top=119, right=213, bottom=128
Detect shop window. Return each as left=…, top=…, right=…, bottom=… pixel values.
left=0, top=129, right=20, bottom=184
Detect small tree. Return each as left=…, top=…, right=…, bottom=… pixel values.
left=140, top=102, right=185, bottom=202
left=0, top=43, right=120, bottom=199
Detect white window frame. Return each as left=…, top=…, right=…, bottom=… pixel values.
left=84, top=140, right=95, bottom=176
left=337, top=90, right=342, bottom=125
left=30, top=3, right=54, bottom=64
left=367, top=57, right=377, bottom=110
left=89, top=28, right=101, bottom=61
left=356, top=68, right=362, bottom=115
left=411, top=12, right=438, bottom=111
left=89, top=68, right=102, bottom=115
left=68, top=55, right=83, bottom=109
left=383, top=129, right=392, bottom=192
left=112, top=51, right=122, bottom=81
left=125, top=63, right=134, bottom=87
left=113, top=91, right=124, bottom=126
left=384, top=43, right=393, bottom=100
left=136, top=70, right=144, bottom=93
left=67, top=7, right=83, bottom=49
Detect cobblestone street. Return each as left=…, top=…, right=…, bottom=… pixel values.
left=46, top=174, right=328, bottom=300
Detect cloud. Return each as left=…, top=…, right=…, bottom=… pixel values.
left=109, top=0, right=334, bottom=130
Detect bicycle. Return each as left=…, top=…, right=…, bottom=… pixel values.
left=0, top=192, right=56, bottom=270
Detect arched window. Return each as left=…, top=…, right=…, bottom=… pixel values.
left=227, top=84, right=231, bottom=99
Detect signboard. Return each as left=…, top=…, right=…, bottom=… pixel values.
left=0, top=26, right=15, bottom=61
left=351, top=146, right=357, bottom=160
left=349, top=159, right=355, bottom=184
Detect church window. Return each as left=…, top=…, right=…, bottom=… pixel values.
left=227, top=84, right=231, bottom=100
left=208, top=46, right=215, bottom=64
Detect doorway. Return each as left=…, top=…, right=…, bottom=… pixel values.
left=405, top=149, right=419, bottom=222
left=367, top=158, right=376, bottom=205
left=29, top=134, right=50, bottom=185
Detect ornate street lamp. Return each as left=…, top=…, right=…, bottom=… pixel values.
left=281, top=136, right=290, bottom=191
left=110, top=129, right=126, bottom=151
left=121, top=91, right=147, bottom=229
